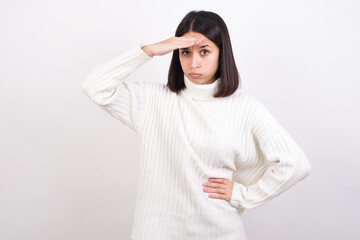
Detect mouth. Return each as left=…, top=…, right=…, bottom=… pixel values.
left=188, top=73, right=203, bottom=78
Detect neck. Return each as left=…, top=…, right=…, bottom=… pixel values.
left=182, top=74, right=221, bottom=101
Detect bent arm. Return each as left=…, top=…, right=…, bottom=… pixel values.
left=229, top=95, right=311, bottom=210
left=82, top=44, right=153, bottom=132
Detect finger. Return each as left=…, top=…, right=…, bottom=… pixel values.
left=208, top=194, right=225, bottom=200
left=175, top=41, right=196, bottom=49
left=204, top=187, right=226, bottom=194
left=189, top=37, right=204, bottom=46
left=180, top=35, right=202, bottom=40
left=177, top=40, right=199, bottom=49
left=209, top=178, right=227, bottom=184
left=205, top=183, right=227, bottom=190
left=177, top=36, right=203, bottom=47
left=194, top=37, right=204, bottom=45
left=177, top=36, right=199, bottom=43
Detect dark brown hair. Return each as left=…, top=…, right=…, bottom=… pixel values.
left=167, top=10, right=241, bottom=98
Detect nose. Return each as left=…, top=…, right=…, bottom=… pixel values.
left=190, top=53, right=200, bottom=69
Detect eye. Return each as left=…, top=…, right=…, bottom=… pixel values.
left=181, top=50, right=190, bottom=56
left=201, top=49, right=209, bottom=55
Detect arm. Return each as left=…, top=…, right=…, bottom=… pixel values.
left=82, top=36, right=205, bottom=133
left=229, top=95, right=311, bottom=210
left=82, top=44, right=153, bottom=132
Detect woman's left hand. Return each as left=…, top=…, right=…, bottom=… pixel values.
left=203, top=177, right=234, bottom=202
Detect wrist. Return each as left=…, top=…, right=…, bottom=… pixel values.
left=141, top=45, right=154, bottom=58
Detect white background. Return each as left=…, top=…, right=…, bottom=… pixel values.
left=1, top=0, right=359, bottom=239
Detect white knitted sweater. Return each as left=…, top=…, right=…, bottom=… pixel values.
left=82, top=44, right=311, bottom=240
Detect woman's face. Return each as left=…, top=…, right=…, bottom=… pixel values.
left=179, top=31, right=220, bottom=85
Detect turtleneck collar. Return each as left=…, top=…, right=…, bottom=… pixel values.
left=182, top=74, right=221, bottom=101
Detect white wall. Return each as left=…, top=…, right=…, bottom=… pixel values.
left=1, top=0, right=359, bottom=239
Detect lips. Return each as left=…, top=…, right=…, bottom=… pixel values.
left=189, top=73, right=203, bottom=78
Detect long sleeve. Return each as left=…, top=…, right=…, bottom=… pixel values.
left=82, top=44, right=153, bottom=133
left=229, top=95, right=312, bottom=210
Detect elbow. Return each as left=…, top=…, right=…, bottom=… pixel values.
left=281, top=153, right=311, bottom=183
left=294, top=155, right=311, bottom=182
left=82, top=77, right=92, bottom=96
left=287, top=146, right=312, bottom=182
left=302, top=158, right=312, bottom=179
left=81, top=82, right=94, bottom=102
left=81, top=75, right=100, bottom=102
left=82, top=68, right=100, bottom=98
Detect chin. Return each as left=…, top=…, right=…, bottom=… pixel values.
left=189, top=77, right=207, bottom=83
left=191, top=79, right=206, bottom=84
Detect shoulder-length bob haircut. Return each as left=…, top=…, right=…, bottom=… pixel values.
left=167, top=10, right=241, bottom=98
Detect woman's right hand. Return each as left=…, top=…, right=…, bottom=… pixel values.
left=141, top=36, right=204, bottom=57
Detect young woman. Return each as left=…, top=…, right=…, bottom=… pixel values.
left=82, top=10, right=311, bottom=240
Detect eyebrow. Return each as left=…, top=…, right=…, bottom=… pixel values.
left=180, top=44, right=211, bottom=51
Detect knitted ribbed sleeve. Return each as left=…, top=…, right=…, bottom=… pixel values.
left=229, top=95, right=312, bottom=210
left=82, top=44, right=153, bottom=133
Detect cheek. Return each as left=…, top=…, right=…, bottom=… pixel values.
left=179, top=56, right=186, bottom=65
left=179, top=58, right=185, bottom=69
left=209, top=57, right=219, bottom=71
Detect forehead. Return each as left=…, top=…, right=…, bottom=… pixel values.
left=182, top=31, right=214, bottom=46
